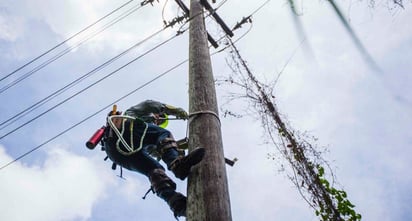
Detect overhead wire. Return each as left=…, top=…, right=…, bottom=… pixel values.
left=0, top=1, right=147, bottom=94
left=0, top=0, right=136, bottom=83
left=211, top=0, right=271, bottom=54
left=248, top=0, right=271, bottom=17
left=0, top=26, right=185, bottom=141
left=1, top=4, right=216, bottom=132
left=0, top=0, right=262, bottom=139
left=0, top=54, right=189, bottom=170
left=0, top=5, right=210, bottom=140
left=216, top=0, right=229, bottom=9
left=197, top=0, right=267, bottom=54
left=161, top=0, right=170, bottom=24
left=0, top=4, right=218, bottom=170
left=0, top=4, right=194, bottom=131
left=272, top=38, right=306, bottom=87
left=0, top=26, right=166, bottom=130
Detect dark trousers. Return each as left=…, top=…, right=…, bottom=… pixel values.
left=105, top=121, right=179, bottom=177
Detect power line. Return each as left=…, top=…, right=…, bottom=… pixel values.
left=0, top=28, right=186, bottom=141
left=0, top=26, right=167, bottom=130
left=0, top=55, right=189, bottom=171
left=210, top=0, right=271, bottom=54
left=0, top=12, right=192, bottom=131
left=0, top=5, right=231, bottom=169
left=0, top=1, right=147, bottom=94
left=0, top=1, right=223, bottom=170
left=0, top=0, right=269, bottom=134
left=0, top=0, right=136, bottom=83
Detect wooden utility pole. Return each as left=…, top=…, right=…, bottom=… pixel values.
left=187, top=0, right=232, bottom=220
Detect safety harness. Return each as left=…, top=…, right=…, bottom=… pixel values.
left=107, top=115, right=148, bottom=155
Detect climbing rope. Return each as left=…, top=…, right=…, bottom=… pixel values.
left=189, top=110, right=221, bottom=125
left=184, top=110, right=221, bottom=139
left=107, top=115, right=148, bottom=155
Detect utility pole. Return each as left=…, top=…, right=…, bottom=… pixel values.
left=187, top=0, right=232, bottom=220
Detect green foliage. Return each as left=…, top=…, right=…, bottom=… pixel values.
left=316, top=165, right=362, bottom=221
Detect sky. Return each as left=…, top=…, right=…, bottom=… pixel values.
left=0, top=0, right=411, bottom=220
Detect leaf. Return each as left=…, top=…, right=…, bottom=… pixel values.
left=318, top=165, right=325, bottom=176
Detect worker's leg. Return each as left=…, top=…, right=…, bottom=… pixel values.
left=148, top=168, right=186, bottom=217
left=135, top=122, right=206, bottom=180
left=127, top=149, right=165, bottom=176
left=138, top=123, right=180, bottom=165
left=104, top=134, right=164, bottom=176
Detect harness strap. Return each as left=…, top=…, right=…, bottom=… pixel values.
left=142, top=187, right=154, bottom=200
left=107, top=115, right=148, bottom=156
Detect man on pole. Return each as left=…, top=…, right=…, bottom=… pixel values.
left=102, top=100, right=205, bottom=218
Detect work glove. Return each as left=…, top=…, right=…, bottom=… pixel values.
left=175, top=108, right=188, bottom=120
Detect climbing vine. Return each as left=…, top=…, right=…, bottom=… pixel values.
left=220, top=38, right=361, bottom=220
left=316, top=165, right=361, bottom=220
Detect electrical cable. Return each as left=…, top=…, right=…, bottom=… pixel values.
left=0, top=1, right=146, bottom=94
left=211, top=23, right=253, bottom=55
left=0, top=53, right=189, bottom=170
left=215, top=0, right=229, bottom=10
left=0, top=28, right=186, bottom=141
left=0, top=10, right=193, bottom=130
left=211, top=0, right=272, bottom=53
left=1, top=0, right=196, bottom=129
left=0, top=26, right=167, bottom=130
left=0, top=5, right=213, bottom=170
left=0, top=0, right=136, bottom=83
left=0, top=7, right=198, bottom=138
left=249, top=0, right=271, bottom=17
left=162, top=0, right=170, bottom=24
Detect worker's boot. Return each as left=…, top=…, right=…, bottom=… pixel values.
left=168, top=192, right=186, bottom=218
left=148, top=169, right=186, bottom=218
left=169, top=147, right=205, bottom=180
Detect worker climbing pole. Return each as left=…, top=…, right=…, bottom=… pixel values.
left=86, top=100, right=206, bottom=219
left=85, top=0, right=235, bottom=220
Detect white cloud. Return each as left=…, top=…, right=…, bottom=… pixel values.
left=0, top=14, right=23, bottom=42
left=22, top=0, right=172, bottom=54
left=0, top=1, right=27, bottom=42
left=1, top=0, right=412, bottom=220
left=0, top=145, right=111, bottom=221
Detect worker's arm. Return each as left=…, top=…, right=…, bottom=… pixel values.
left=163, top=104, right=188, bottom=119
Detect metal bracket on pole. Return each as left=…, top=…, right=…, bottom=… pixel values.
left=199, top=0, right=234, bottom=37
left=174, top=0, right=219, bottom=48
left=225, top=157, right=238, bottom=167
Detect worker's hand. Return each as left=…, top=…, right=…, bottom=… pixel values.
left=175, top=108, right=188, bottom=120
left=152, top=113, right=161, bottom=125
